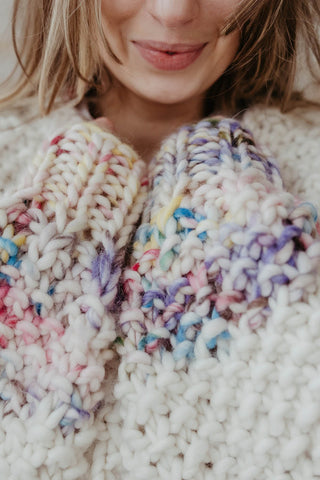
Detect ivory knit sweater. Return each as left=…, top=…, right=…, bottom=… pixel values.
left=0, top=104, right=320, bottom=480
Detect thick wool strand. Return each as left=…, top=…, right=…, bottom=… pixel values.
left=119, top=117, right=320, bottom=362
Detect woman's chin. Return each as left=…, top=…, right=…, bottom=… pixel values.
left=129, top=79, right=206, bottom=107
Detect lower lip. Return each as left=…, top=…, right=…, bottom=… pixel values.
left=134, top=43, right=206, bottom=71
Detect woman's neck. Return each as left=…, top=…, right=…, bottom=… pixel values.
left=96, top=83, right=204, bottom=163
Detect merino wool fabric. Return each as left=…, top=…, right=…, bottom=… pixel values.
left=1, top=105, right=320, bottom=479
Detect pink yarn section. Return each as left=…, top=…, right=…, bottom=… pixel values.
left=0, top=122, right=146, bottom=431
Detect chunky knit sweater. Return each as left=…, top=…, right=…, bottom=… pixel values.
left=0, top=104, right=320, bottom=480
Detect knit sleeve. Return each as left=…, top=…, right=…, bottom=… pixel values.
left=105, top=117, right=320, bottom=480
left=0, top=121, right=146, bottom=477
left=119, top=117, right=320, bottom=362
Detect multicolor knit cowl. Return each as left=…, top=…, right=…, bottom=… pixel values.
left=1, top=116, right=320, bottom=479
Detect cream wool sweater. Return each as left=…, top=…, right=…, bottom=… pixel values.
left=0, top=104, right=320, bottom=480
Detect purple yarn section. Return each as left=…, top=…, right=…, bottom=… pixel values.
left=119, top=117, right=320, bottom=362
left=0, top=121, right=145, bottom=435
left=92, top=241, right=121, bottom=298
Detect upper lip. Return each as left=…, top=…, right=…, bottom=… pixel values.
left=133, top=40, right=207, bottom=53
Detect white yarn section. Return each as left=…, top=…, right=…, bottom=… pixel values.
left=108, top=289, right=320, bottom=480
left=1, top=105, right=320, bottom=479
left=0, top=105, right=88, bottom=194
left=242, top=106, right=320, bottom=212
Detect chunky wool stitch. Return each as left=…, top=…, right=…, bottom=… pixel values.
left=120, top=117, right=320, bottom=363
left=0, top=121, right=146, bottom=478
left=106, top=117, right=320, bottom=480
left=1, top=109, right=320, bottom=480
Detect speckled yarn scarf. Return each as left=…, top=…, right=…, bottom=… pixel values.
left=1, top=117, right=320, bottom=480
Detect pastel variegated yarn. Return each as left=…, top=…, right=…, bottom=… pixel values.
left=0, top=122, right=146, bottom=477
left=120, top=117, right=320, bottom=362
left=104, top=116, right=320, bottom=480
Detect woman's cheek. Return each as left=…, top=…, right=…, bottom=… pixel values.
left=101, top=0, right=143, bottom=22
left=205, top=0, right=242, bottom=28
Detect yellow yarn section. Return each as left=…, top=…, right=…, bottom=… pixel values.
left=46, top=183, right=67, bottom=194
left=196, top=219, right=219, bottom=234
left=0, top=225, right=26, bottom=263
left=1, top=250, right=9, bottom=263
left=77, top=130, right=91, bottom=143
left=13, top=235, right=26, bottom=247
left=113, top=147, right=125, bottom=156
left=143, top=236, right=159, bottom=251
left=151, top=195, right=183, bottom=234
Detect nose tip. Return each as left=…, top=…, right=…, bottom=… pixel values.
left=148, top=0, right=199, bottom=27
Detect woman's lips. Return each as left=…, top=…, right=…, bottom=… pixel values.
left=133, top=41, right=207, bottom=71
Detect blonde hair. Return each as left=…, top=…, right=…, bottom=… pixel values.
left=2, top=0, right=320, bottom=115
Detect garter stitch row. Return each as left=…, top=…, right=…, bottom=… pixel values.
left=120, top=117, right=320, bottom=363
left=0, top=121, right=146, bottom=446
